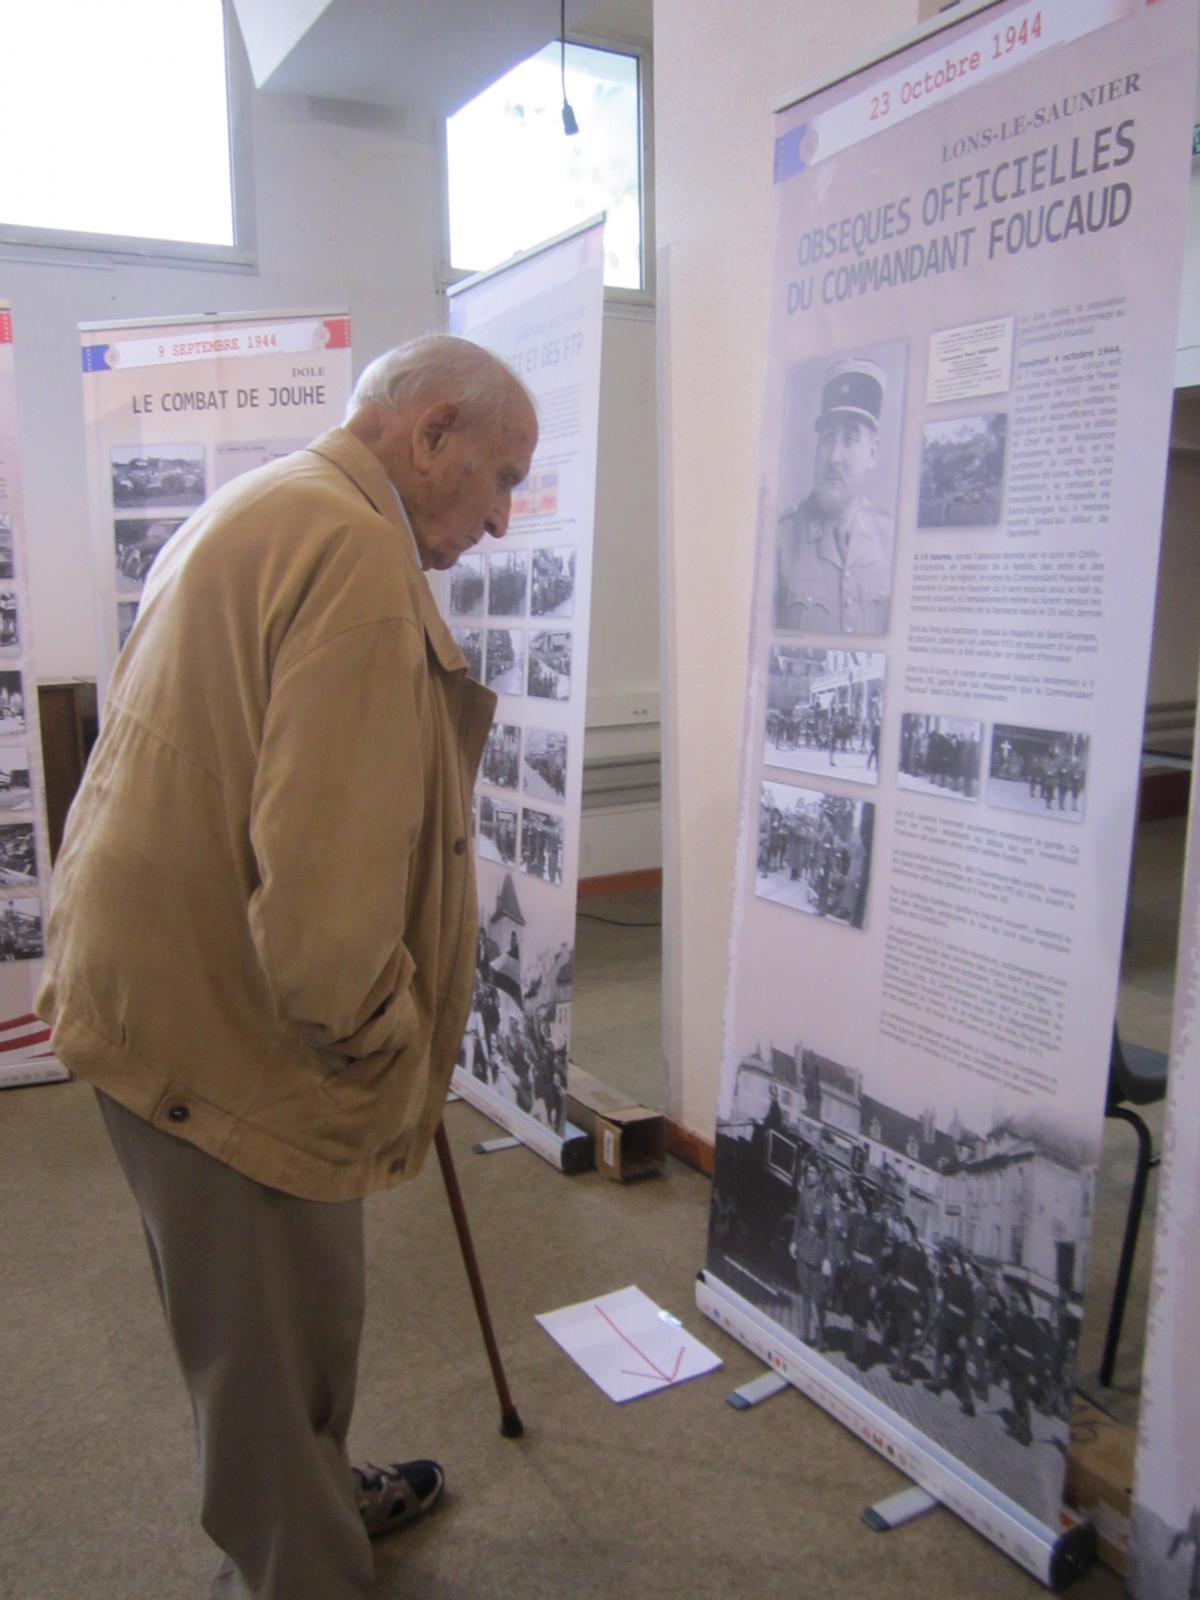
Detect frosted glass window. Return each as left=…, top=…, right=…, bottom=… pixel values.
left=0, top=0, right=234, bottom=249
left=448, top=41, right=642, bottom=290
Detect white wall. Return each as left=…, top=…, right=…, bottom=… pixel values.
left=653, top=0, right=916, bottom=1137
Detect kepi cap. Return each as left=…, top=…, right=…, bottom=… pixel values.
left=816, top=357, right=885, bottom=431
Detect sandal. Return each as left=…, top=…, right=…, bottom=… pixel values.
left=353, top=1459, right=445, bottom=1539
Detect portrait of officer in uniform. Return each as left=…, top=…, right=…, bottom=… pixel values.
left=774, top=354, right=899, bottom=637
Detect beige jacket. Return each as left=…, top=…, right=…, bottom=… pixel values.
left=36, top=428, right=496, bottom=1201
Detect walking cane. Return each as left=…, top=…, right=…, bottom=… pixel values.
left=434, top=1121, right=524, bottom=1437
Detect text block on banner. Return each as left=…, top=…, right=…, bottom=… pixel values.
left=0, top=304, right=66, bottom=1087
left=441, top=220, right=605, bottom=1173
left=700, top=0, right=1198, bottom=1585
left=79, top=311, right=352, bottom=703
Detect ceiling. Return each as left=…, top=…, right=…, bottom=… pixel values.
left=230, top=0, right=653, bottom=118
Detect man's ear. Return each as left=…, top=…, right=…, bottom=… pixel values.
left=413, top=402, right=460, bottom=469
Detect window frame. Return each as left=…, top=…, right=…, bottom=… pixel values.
left=438, top=28, right=655, bottom=307
left=0, top=0, right=256, bottom=271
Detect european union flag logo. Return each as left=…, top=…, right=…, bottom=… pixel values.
left=773, top=123, right=808, bottom=183
left=81, top=345, right=110, bottom=373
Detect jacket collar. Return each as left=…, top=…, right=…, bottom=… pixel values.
left=304, top=427, right=466, bottom=675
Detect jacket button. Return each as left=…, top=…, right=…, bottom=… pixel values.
left=453, top=836, right=467, bottom=855
left=167, top=1103, right=190, bottom=1123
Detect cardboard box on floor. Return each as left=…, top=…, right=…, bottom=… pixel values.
left=566, top=1066, right=666, bottom=1181
left=1064, top=1395, right=1135, bottom=1576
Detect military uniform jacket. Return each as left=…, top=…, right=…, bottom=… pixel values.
left=36, top=428, right=496, bottom=1202
left=774, top=493, right=894, bottom=635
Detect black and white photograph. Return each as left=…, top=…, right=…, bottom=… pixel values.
left=487, top=550, right=528, bottom=617
left=530, top=546, right=576, bottom=618
left=484, top=628, right=525, bottom=696
left=0, top=894, right=43, bottom=961
left=774, top=338, right=906, bottom=637
left=114, top=517, right=183, bottom=593
left=987, top=724, right=1089, bottom=821
left=0, top=589, right=18, bottom=654
left=478, top=795, right=518, bottom=867
left=521, top=807, right=564, bottom=887
left=459, top=873, right=571, bottom=1133
left=0, top=749, right=31, bottom=812
left=449, top=553, right=486, bottom=617
left=118, top=601, right=140, bottom=651
left=481, top=722, right=520, bottom=790
left=0, top=821, right=36, bottom=885
left=111, top=445, right=206, bottom=508
left=528, top=630, right=572, bottom=701
left=213, top=439, right=304, bottom=490
left=0, top=670, right=26, bottom=735
left=898, top=713, right=983, bottom=800
left=522, top=727, right=567, bottom=803
left=707, top=1041, right=1089, bottom=1520
left=918, top=413, right=1007, bottom=529
left=764, top=647, right=883, bottom=786
left=756, top=780, right=873, bottom=929
left=0, top=514, right=13, bottom=580
left=451, top=627, right=483, bottom=682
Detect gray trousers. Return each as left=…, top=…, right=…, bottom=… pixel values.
left=97, top=1091, right=375, bottom=1600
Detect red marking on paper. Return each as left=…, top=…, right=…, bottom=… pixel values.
left=595, top=1304, right=685, bottom=1385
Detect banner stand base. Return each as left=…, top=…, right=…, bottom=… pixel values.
left=0, top=1060, right=70, bottom=1090
left=696, top=1269, right=1097, bottom=1590
left=451, top=1067, right=594, bottom=1175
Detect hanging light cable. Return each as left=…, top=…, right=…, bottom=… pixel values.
left=561, top=0, right=579, bottom=134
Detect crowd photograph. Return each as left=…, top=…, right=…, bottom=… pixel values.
left=897, top=713, right=983, bottom=800
left=459, top=873, right=571, bottom=1133
left=987, top=723, right=1090, bottom=822
left=114, top=517, right=183, bottom=593
left=531, top=546, right=575, bottom=617
left=521, top=807, right=565, bottom=887
left=523, top=727, right=567, bottom=803
left=0, top=671, right=26, bottom=735
left=484, top=626, right=525, bottom=696
left=0, top=750, right=31, bottom=812
left=0, top=820, right=37, bottom=885
left=482, top=722, right=521, bottom=789
left=0, top=515, right=13, bottom=580
left=0, top=894, right=43, bottom=960
left=449, top=552, right=485, bottom=616
left=487, top=549, right=528, bottom=617
left=0, top=589, right=19, bottom=653
left=756, top=780, right=873, bottom=929
left=478, top=795, right=518, bottom=868
left=110, top=445, right=206, bottom=509
left=528, top=630, right=572, bottom=700
left=452, top=626, right=483, bottom=682
left=764, top=646, right=883, bottom=786
left=917, top=412, right=1007, bottom=529
left=708, top=1042, right=1092, bottom=1518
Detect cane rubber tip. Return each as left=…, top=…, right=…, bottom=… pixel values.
left=500, top=1410, right=525, bottom=1438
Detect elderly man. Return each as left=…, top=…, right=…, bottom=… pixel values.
left=774, top=357, right=895, bottom=636
left=36, top=335, right=537, bottom=1600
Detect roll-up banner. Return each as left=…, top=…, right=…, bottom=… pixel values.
left=0, top=305, right=65, bottom=1087
left=442, top=218, right=605, bottom=1172
left=699, top=0, right=1197, bottom=1585
left=79, top=310, right=352, bottom=700
left=1131, top=717, right=1200, bottom=1595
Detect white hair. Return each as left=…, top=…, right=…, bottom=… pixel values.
left=346, top=334, right=533, bottom=431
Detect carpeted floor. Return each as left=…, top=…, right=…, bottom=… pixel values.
left=0, top=815, right=1183, bottom=1598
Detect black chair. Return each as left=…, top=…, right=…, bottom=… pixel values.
left=1099, top=1024, right=1169, bottom=1386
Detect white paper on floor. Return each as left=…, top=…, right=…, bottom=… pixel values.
left=536, top=1284, right=723, bottom=1402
